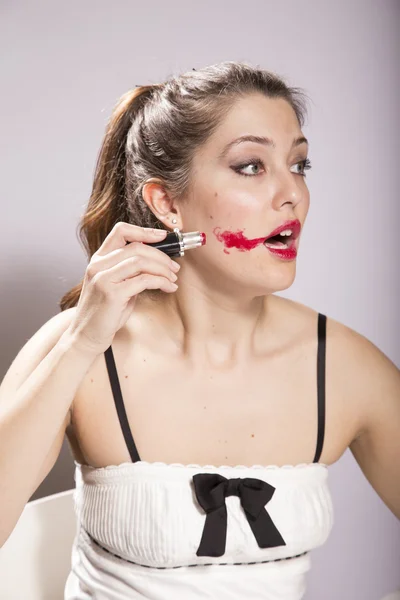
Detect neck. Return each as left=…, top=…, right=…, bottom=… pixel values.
left=136, top=282, right=276, bottom=370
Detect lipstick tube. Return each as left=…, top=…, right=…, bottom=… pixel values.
left=145, top=228, right=206, bottom=258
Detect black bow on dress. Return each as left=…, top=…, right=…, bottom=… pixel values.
left=192, top=473, right=286, bottom=557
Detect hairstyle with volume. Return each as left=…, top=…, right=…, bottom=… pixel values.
left=59, top=61, right=309, bottom=311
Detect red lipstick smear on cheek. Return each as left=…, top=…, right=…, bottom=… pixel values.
left=213, top=227, right=265, bottom=255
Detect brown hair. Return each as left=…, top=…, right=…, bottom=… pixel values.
left=59, top=60, right=309, bottom=311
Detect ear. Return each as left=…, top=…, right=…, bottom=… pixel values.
left=141, top=179, right=183, bottom=230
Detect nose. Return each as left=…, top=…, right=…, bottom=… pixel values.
left=271, top=171, right=307, bottom=210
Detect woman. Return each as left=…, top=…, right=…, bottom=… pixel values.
left=1, top=61, right=399, bottom=599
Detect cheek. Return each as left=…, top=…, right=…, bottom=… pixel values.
left=210, top=189, right=261, bottom=221
left=206, top=192, right=265, bottom=255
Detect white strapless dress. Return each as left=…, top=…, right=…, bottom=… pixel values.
left=64, top=459, right=333, bottom=600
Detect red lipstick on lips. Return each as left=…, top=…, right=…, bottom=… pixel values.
left=263, top=219, right=301, bottom=260
left=213, top=219, right=301, bottom=260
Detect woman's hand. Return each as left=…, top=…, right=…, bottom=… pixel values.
left=67, top=222, right=180, bottom=355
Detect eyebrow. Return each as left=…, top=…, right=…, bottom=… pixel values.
left=217, top=135, right=309, bottom=160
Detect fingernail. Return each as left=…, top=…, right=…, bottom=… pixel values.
left=154, top=229, right=167, bottom=236
left=170, top=260, right=181, bottom=272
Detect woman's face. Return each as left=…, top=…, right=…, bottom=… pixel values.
left=180, top=93, right=311, bottom=297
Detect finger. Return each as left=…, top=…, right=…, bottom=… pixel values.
left=96, top=222, right=167, bottom=256
left=106, top=255, right=178, bottom=284
left=92, top=239, right=179, bottom=276
left=120, top=274, right=179, bottom=296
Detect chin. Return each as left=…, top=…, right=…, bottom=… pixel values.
left=252, top=268, right=297, bottom=296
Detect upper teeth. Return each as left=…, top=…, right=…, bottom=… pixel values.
left=278, top=229, right=292, bottom=236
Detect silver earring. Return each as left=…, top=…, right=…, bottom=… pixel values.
left=171, top=218, right=177, bottom=224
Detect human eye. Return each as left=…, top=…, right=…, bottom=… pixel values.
left=231, top=157, right=312, bottom=178
left=291, top=158, right=312, bottom=177
left=231, top=157, right=265, bottom=177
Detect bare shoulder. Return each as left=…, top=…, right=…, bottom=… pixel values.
left=277, top=294, right=395, bottom=372
left=272, top=296, right=368, bottom=369
left=293, top=299, right=400, bottom=441
left=270, top=294, right=324, bottom=337
left=273, top=295, right=400, bottom=440
left=308, top=308, right=400, bottom=517
left=324, top=314, right=399, bottom=434
left=275, top=298, right=400, bottom=516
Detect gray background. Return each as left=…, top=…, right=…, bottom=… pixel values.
left=1, top=1, right=399, bottom=598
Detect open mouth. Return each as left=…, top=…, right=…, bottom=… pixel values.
left=263, top=230, right=295, bottom=249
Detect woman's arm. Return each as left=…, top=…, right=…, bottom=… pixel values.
left=0, top=309, right=100, bottom=546
left=340, top=324, right=400, bottom=519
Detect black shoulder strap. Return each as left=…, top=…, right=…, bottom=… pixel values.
left=313, top=313, right=327, bottom=463
left=104, top=345, right=141, bottom=463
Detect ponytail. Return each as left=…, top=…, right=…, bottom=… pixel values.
left=59, top=86, right=155, bottom=311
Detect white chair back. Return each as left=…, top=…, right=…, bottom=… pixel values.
left=0, top=489, right=76, bottom=600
